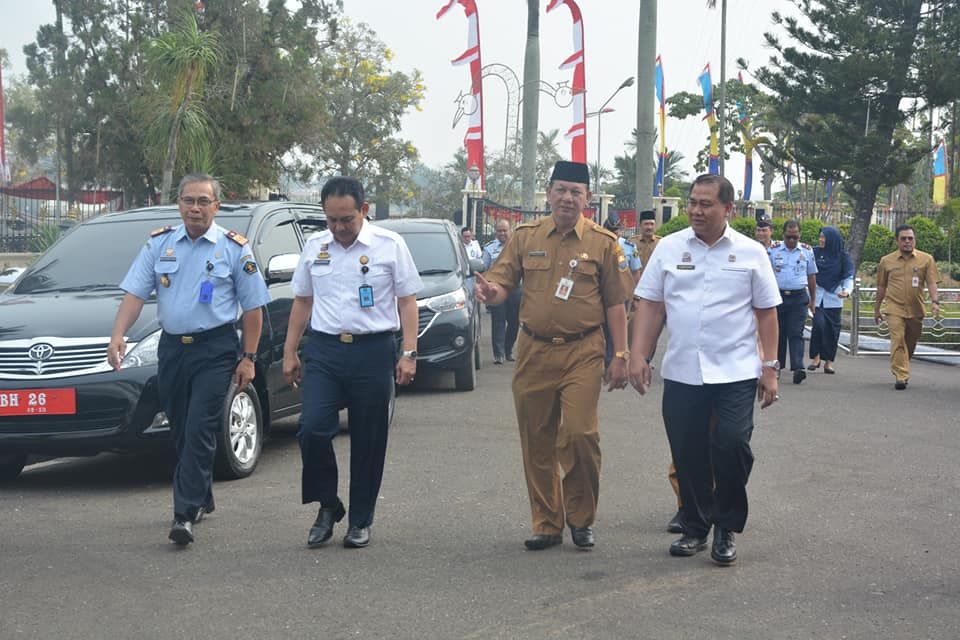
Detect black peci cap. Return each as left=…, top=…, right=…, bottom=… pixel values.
left=550, top=161, right=591, bottom=189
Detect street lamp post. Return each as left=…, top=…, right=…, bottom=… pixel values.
left=590, top=76, right=634, bottom=193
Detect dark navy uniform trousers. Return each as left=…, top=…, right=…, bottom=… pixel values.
left=298, top=331, right=395, bottom=529
left=777, top=291, right=808, bottom=371
left=490, top=287, right=521, bottom=360
left=662, top=378, right=757, bottom=539
left=157, top=325, right=238, bottom=521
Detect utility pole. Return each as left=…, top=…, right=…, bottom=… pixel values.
left=718, top=0, right=727, bottom=176
left=635, top=0, right=657, bottom=213
left=520, top=0, right=540, bottom=209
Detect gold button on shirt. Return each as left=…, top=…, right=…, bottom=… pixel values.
left=877, top=249, right=939, bottom=318
left=485, top=214, right=633, bottom=335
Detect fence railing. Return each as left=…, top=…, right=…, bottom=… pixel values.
left=0, top=191, right=124, bottom=252
left=845, top=284, right=960, bottom=356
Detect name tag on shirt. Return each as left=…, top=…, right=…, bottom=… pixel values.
left=677, top=264, right=695, bottom=270
left=912, top=276, right=920, bottom=288
left=199, top=280, right=214, bottom=304
left=528, top=251, right=547, bottom=257
left=359, top=284, right=374, bottom=308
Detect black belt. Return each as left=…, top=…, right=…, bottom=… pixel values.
left=163, top=323, right=235, bottom=345
left=520, top=323, right=601, bottom=345
left=311, top=330, right=394, bottom=344
left=780, top=289, right=806, bottom=296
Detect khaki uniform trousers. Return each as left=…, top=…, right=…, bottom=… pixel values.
left=512, top=330, right=604, bottom=535
left=886, top=314, right=922, bottom=381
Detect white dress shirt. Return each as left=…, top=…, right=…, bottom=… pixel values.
left=464, top=239, right=483, bottom=260
left=292, top=221, right=423, bottom=334
left=635, top=224, right=782, bottom=385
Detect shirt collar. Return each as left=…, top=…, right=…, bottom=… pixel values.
left=687, top=223, right=732, bottom=248
left=544, top=213, right=587, bottom=239
left=173, top=222, right=220, bottom=245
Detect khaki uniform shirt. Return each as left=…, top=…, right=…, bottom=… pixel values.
left=486, top=214, right=633, bottom=335
left=877, top=249, right=939, bottom=318
left=629, top=234, right=662, bottom=274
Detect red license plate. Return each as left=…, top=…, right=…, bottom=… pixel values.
left=0, top=389, right=77, bottom=416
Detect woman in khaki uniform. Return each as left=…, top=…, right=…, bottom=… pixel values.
left=476, top=161, right=634, bottom=551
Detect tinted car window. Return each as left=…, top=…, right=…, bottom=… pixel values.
left=257, top=218, right=300, bottom=262
left=14, top=216, right=250, bottom=294
left=401, top=232, right=458, bottom=274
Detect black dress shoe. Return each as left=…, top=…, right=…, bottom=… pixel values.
left=343, top=526, right=370, bottom=548
left=524, top=533, right=562, bottom=550
left=667, top=510, right=684, bottom=534
left=711, top=527, right=737, bottom=565
left=169, top=518, right=194, bottom=546
left=493, top=356, right=504, bottom=365
left=307, top=502, right=346, bottom=547
left=568, top=524, right=595, bottom=549
left=895, top=380, right=907, bottom=390
left=669, top=534, right=707, bottom=557
left=193, top=502, right=215, bottom=524
left=793, top=369, right=806, bottom=384
left=505, top=354, right=515, bottom=362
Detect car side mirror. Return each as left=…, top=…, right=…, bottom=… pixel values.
left=265, top=253, right=300, bottom=283
left=468, top=257, right=485, bottom=274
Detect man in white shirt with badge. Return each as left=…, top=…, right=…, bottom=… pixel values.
left=628, top=174, right=781, bottom=565
left=283, top=176, right=422, bottom=550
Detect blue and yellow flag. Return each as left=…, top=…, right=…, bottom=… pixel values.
left=698, top=64, right=719, bottom=175
left=653, top=56, right=666, bottom=195
left=933, top=141, right=947, bottom=206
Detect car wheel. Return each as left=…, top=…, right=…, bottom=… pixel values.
left=214, top=382, right=264, bottom=480
left=454, top=347, right=477, bottom=391
left=473, top=302, right=482, bottom=370
left=0, top=451, right=27, bottom=483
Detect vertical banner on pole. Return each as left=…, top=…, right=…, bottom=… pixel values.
left=438, top=0, right=487, bottom=190
left=933, top=141, right=947, bottom=206
left=547, top=0, right=588, bottom=163
left=0, top=65, right=9, bottom=184
left=697, top=64, right=720, bottom=175
left=653, top=56, right=666, bottom=196
left=736, top=72, right=753, bottom=200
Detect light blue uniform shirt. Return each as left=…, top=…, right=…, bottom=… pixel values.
left=768, top=241, right=818, bottom=290
left=120, top=222, right=271, bottom=335
left=618, top=237, right=642, bottom=273
left=481, top=238, right=505, bottom=271
left=815, top=275, right=854, bottom=309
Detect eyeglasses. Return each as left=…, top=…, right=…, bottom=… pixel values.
left=180, top=197, right=218, bottom=207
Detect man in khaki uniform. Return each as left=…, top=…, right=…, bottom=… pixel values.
left=875, top=224, right=941, bottom=390
left=630, top=210, right=661, bottom=276
left=476, top=161, right=634, bottom=551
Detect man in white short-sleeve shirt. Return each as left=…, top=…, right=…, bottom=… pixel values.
left=629, top=174, right=781, bottom=566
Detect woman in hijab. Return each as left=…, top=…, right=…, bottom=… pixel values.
left=808, top=226, right=855, bottom=374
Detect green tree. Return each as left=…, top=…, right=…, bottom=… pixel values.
left=752, top=0, right=960, bottom=267
left=302, top=20, right=423, bottom=206
left=145, top=12, right=224, bottom=203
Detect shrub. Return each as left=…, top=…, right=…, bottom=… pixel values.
left=770, top=217, right=789, bottom=240
left=800, top=218, right=823, bottom=246
left=858, top=261, right=878, bottom=276
left=729, top=217, right=756, bottom=237
left=658, top=214, right=689, bottom=236
left=30, top=225, right=62, bottom=254
left=936, top=261, right=960, bottom=283
left=862, top=224, right=895, bottom=262
left=904, top=215, right=945, bottom=260
left=838, top=223, right=851, bottom=241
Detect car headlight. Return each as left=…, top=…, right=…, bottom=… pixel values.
left=120, top=330, right=161, bottom=369
left=425, top=288, right=467, bottom=313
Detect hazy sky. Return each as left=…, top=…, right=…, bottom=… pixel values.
left=2, top=0, right=799, bottom=194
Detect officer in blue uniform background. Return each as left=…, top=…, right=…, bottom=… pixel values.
left=108, top=172, right=270, bottom=545
left=482, top=218, right=521, bottom=364
left=768, top=219, right=817, bottom=384
left=283, top=176, right=423, bottom=550
left=602, top=211, right=642, bottom=367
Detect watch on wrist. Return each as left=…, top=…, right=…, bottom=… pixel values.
left=931, top=300, right=940, bottom=305
left=614, top=350, right=630, bottom=362
left=239, top=352, right=257, bottom=363
left=401, top=349, right=418, bottom=360
left=761, top=359, right=780, bottom=376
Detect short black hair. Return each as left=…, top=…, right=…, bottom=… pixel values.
left=321, top=176, right=365, bottom=210
left=783, top=219, right=801, bottom=233
left=895, top=224, right=915, bottom=239
left=461, top=227, right=472, bottom=235
left=690, top=174, right=735, bottom=205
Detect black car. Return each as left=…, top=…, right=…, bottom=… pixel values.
left=0, top=202, right=329, bottom=482
left=374, top=218, right=482, bottom=391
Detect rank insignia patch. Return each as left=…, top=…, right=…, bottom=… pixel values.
left=243, top=261, right=258, bottom=274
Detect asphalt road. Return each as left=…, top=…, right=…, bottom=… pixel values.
left=1, top=336, right=958, bottom=639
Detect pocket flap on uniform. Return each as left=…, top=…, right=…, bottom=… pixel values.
left=210, top=263, right=232, bottom=278
left=154, top=261, right=180, bottom=275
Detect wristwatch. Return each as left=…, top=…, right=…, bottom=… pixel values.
left=761, top=359, right=780, bottom=378
left=401, top=349, right=418, bottom=360
left=614, top=350, right=630, bottom=362
left=239, top=352, right=258, bottom=363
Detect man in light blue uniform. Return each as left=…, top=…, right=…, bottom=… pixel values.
left=768, top=219, right=817, bottom=384
left=602, top=212, right=642, bottom=367
left=108, top=173, right=270, bottom=546
left=482, top=218, right=521, bottom=363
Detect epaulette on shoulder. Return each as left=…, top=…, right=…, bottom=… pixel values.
left=771, top=240, right=782, bottom=248
left=592, top=224, right=619, bottom=241
left=801, top=242, right=812, bottom=250
left=516, top=218, right=541, bottom=230
left=150, top=225, right=173, bottom=237
left=226, top=229, right=249, bottom=246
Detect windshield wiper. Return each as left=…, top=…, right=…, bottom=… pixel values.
left=418, top=269, right=454, bottom=275
left=26, top=284, right=121, bottom=293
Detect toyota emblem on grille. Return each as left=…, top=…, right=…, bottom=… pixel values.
left=28, top=343, right=55, bottom=362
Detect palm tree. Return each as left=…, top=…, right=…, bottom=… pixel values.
left=146, top=13, right=223, bottom=203
left=536, top=128, right=562, bottom=187
left=520, top=0, right=541, bottom=209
